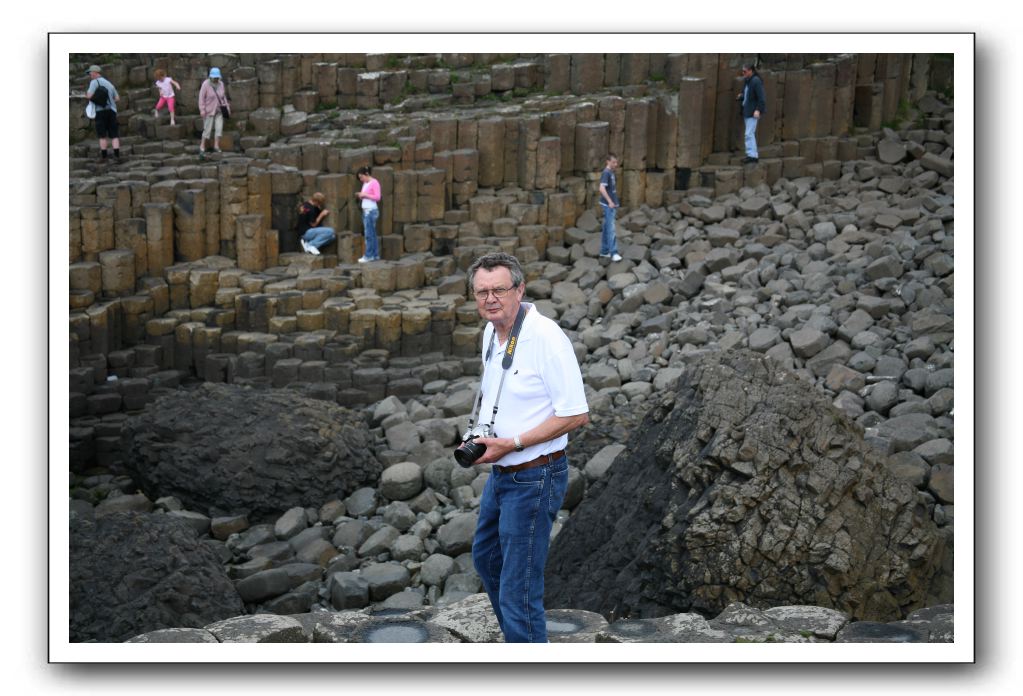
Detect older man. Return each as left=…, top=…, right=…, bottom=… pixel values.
left=85, top=65, right=120, bottom=162
left=464, top=252, right=589, bottom=643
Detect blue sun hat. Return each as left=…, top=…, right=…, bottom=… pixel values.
left=209, top=67, right=222, bottom=79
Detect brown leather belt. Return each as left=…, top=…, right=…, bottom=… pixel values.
left=495, top=450, right=566, bottom=474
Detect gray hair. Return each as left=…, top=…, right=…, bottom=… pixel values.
left=467, top=252, right=525, bottom=291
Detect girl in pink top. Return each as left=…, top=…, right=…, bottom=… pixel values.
left=355, top=166, right=382, bottom=262
left=153, top=68, right=181, bottom=125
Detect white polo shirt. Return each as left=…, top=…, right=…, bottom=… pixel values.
left=477, top=303, right=589, bottom=467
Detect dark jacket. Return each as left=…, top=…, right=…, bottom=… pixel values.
left=741, top=73, right=767, bottom=118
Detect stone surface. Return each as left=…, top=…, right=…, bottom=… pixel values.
left=427, top=593, right=504, bottom=643
left=546, top=350, right=949, bottom=622
left=123, top=383, right=382, bottom=521
left=205, top=614, right=308, bottom=643
left=70, top=512, right=244, bottom=642
left=379, top=461, right=424, bottom=501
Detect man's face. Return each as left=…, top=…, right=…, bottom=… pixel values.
left=741, top=67, right=753, bottom=79
left=473, top=266, right=524, bottom=329
left=607, top=158, right=619, bottom=171
left=89, top=71, right=100, bottom=80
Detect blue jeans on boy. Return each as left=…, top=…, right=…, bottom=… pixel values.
left=744, top=116, right=759, bottom=158
left=600, top=204, right=618, bottom=256
left=472, top=454, right=569, bottom=643
left=363, top=208, right=379, bottom=260
left=302, top=226, right=335, bottom=250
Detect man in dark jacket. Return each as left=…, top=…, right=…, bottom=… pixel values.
left=737, top=63, right=766, bottom=164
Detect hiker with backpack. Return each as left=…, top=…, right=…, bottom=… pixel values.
left=86, top=65, right=120, bottom=162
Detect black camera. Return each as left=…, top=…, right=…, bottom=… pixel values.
left=454, top=424, right=491, bottom=468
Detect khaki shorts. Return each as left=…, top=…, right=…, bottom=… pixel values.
left=202, top=113, right=223, bottom=140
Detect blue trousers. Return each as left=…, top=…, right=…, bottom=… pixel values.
left=472, top=455, right=569, bottom=643
left=744, top=116, right=759, bottom=158
left=362, top=208, right=379, bottom=260
left=600, top=205, right=618, bottom=256
left=302, top=226, right=335, bottom=249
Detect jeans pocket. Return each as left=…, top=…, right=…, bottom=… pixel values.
left=511, top=467, right=545, bottom=485
left=548, top=464, right=569, bottom=514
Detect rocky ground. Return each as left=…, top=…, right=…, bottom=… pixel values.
left=69, top=93, right=954, bottom=643
left=125, top=595, right=954, bottom=644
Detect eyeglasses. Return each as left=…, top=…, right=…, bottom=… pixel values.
left=473, top=286, right=516, bottom=301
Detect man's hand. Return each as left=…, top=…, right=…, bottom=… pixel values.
left=471, top=437, right=515, bottom=465
left=753, top=109, right=760, bottom=119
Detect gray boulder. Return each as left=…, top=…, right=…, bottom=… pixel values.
left=749, top=326, right=781, bottom=352
left=204, top=614, right=308, bottom=643
left=546, top=350, right=949, bottom=623
left=361, top=562, right=412, bottom=601
left=344, top=487, right=378, bottom=518
left=380, top=461, right=424, bottom=501
left=436, top=512, right=478, bottom=556
left=235, top=568, right=291, bottom=603
left=420, top=553, right=457, bottom=588
left=333, top=519, right=373, bottom=550
left=71, top=512, right=244, bottom=642
left=358, top=526, right=400, bottom=557
left=583, top=444, right=626, bottom=482
left=330, top=571, right=370, bottom=610
left=122, top=383, right=381, bottom=521
left=390, top=534, right=425, bottom=562
left=789, top=327, right=830, bottom=358
left=274, top=507, right=308, bottom=540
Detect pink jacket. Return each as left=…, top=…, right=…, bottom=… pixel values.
left=361, top=177, right=381, bottom=202
left=198, top=79, right=229, bottom=118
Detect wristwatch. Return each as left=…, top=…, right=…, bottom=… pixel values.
left=513, top=435, right=524, bottom=452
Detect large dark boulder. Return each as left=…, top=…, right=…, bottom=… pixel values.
left=70, top=512, right=244, bottom=642
left=122, top=383, right=382, bottom=521
left=546, top=350, right=950, bottom=622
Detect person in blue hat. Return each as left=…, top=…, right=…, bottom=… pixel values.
left=197, top=67, right=230, bottom=159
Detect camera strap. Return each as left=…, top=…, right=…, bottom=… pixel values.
left=466, top=304, right=528, bottom=433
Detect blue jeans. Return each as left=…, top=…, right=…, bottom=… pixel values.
left=362, top=208, right=379, bottom=260
left=600, top=205, right=618, bottom=256
left=302, top=226, right=335, bottom=249
left=472, top=454, right=569, bottom=643
left=744, top=116, right=759, bottom=158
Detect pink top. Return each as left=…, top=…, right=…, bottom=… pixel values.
left=155, top=77, right=175, bottom=98
left=360, top=177, right=381, bottom=210
left=198, top=79, right=229, bottom=118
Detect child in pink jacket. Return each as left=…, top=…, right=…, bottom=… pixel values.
left=153, top=68, right=181, bottom=126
